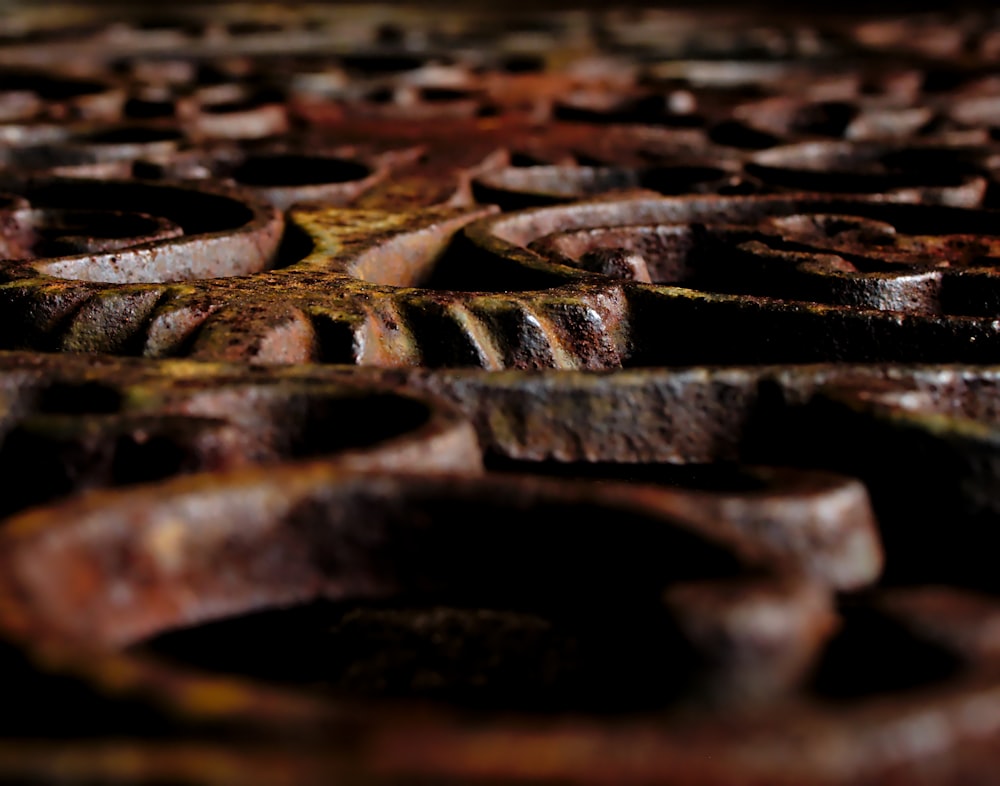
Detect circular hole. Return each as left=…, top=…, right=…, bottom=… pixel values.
left=136, top=598, right=692, bottom=712
left=78, top=127, right=183, bottom=145
left=708, top=120, right=780, bottom=150
left=202, top=99, right=268, bottom=114
left=2, top=72, right=107, bottom=100
left=281, top=392, right=433, bottom=458
left=499, top=55, right=544, bottom=73
left=36, top=382, right=123, bottom=414
left=12, top=179, right=277, bottom=283
left=640, top=165, right=730, bottom=195
left=232, top=155, right=371, bottom=187
left=226, top=21, right=285, bottom=35
left=746, top=162, right=970, bottom=193
left=123, top=98, right=177, bottom=119
left=38, top=210, right=170, bottom=240
left=365, top=86, right=395, bottom=104
left=21, top=180, right=254, bottom=235
left=421, top=87, right=475, bottom=103
left=341, top=54, right=427, bottom=75
left=25, top=208, right=185, bottom=256
left=0, top=193, right=24, bottom=210
left=808, top=605, right=961, bottom=700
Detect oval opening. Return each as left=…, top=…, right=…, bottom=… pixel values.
left=233, top=155, right=371, bottom=187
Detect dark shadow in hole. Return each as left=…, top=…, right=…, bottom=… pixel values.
left=272, top=221, right=316, bottom=268
left=138, top=597, right=699, bottom=713
left=745, top=163, right=971, bottom=194
left=11, top=180, right=254, bottom=236
left=709, top=120, right=781, bottom=150
left=233, top=155, right=369, bottom=187
left=640, top=165, right=730, bottom=195
left=791, top=101, right=856, bottom=137
left=124, top=98, right=177, bottom=120
left=421, top=88, right=474, bottom=103
left=500, top=55, right=544, bottom=73
left=0, top=635, right=179, bottom=740
left=809, top=602, right=962, bottom=701
left=35, top=381, right=122, bottom=414
left=341, top=54, right=426, bottom=75
left=78, top=127, right=183, bottom=146
left=1, top=71, right=107, bottom=100
left=921, top=69, right=967, bottom=94
left=420, top=232, right=574, bottom=293
left=111, top=434, right=189, bottom=485
left=36, top=210, right=168, bottom=241
left=486, top=457, right=768, bottom=492
left=275, top=392, right=432, bottom=458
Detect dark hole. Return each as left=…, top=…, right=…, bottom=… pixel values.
left=11, top=180, right=254, bottom=236
left=641, top=165, right=728, bottom=195
left=419, top=253, right=570, bottom=292
left=422, top=230, right=576, bottom=292
left=792, top=101, right=856, bottom=137
left=486, top=458, right=769, bottom=492
left=745, top=163, right=970, bottom=193
left=1, top=72, right=106, bottom=100
left=365, top=86, right=395, bottom=104
left=202, top=98, right=272, bottom=114
left=38, top=211, right=165, bottom=240
left=554, top=94, right=667, bottom=125
left=809, top=603, right=962, bottom=700
left=131, top=160, right=167, bottom=180
left=341, top=54, right=426, bottom=75
left=717, top=180, right=759, bottom=195
left=921, top=69, right=967, bottom=93
left=500, top=55, right=544, bottom=73
left=708, top=120, right=780, bottom=150
left=232, top=155, right=370, bottom=187
left=658, top=113, right=706, bottom=129
left=272, top=221, right=316, bottom=267
left=571, top=153, right=610, bottom=167
left=226, top=21, right=285, bottom=35
left=81, top=127, right=182, bottom=145
left=509, top=152, right=550, bottom=167
left=0, top=424, right=95, bottom=515
left=137, top=598, right=697, bottom=713
left=420, top=87, right=473, bottom=103
left=985, top=181, right=1000, bottom=209
left=124, top=98, right=177, bottom=119
left=194, top=64, right=236, bottom=86
left=129, top=474, right=744, bottom=712
left=375, top=23, right=405, bottom=45
left=0, top=636, right=178, bottom=739
left=134, top=18, right=202, bottom=35
left=35, top=382, right=122, bottom=414
left=276, top=393, right=432, bottom=458
left=827, top=200, right=1000, bottom=236
left=880, top=148, right=982, bottom=177
left=111, top=434, right=188, bottom=485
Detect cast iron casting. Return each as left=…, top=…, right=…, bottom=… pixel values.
left=2, top=4, right=1000, bottom=785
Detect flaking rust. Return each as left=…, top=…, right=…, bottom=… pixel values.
left=2, top=4, right=1000, bottom=785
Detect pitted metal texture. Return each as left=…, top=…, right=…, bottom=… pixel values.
left=3, top=4, right=1000, bottom=786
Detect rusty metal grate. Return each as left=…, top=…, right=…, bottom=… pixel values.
left=2, top=4, right=1000, bottom=784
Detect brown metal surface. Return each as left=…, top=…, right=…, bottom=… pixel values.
left=3, top=3, right=1000, bottom=785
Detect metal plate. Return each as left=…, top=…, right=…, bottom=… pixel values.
left=2, top=5, right=1000, bottom=785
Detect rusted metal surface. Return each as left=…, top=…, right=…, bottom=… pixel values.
left=3, top=3, right=1000, bottom=785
